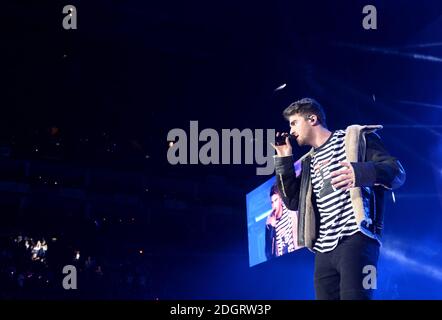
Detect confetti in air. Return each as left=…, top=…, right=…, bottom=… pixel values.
left=274, top=83, right=287, bottom=92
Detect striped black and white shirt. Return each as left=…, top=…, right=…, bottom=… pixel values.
left=311, top=130, right=360, bottom=253
left=275, top=204, right=296, bottom=256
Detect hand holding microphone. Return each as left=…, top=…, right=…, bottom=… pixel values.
left=271, top=132, right=293, bottom=157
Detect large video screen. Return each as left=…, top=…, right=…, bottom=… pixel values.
left=246, top=173, right=303, bottom=267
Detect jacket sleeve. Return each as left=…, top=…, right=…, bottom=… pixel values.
left=351, top=132, right=406, bottom=190
left=274, top=155, right=301, bottom=210
left=265, top=222, right=277, bottom=259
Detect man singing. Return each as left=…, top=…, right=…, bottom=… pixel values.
left=271, top=98, right=406, bottom=300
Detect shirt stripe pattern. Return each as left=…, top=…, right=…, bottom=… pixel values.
left=310, top=130, right=360, bottom=253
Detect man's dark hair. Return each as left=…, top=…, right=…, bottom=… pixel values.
left=282, top=97, right=327, bottom=128
left=270, top=183, right=279, bottom=198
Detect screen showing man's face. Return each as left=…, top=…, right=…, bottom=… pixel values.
left=271, top=194, right=283, bottom=219
left=247, top=177, right=303, bottom=267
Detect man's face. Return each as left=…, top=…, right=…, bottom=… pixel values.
left=271, top=194, right=283, bottom=218
left=288, top=113, right=313, bottom=146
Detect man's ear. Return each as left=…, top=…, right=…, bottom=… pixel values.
left=309, top=115, right=319, bottom=125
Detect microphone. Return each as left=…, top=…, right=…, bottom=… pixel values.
left=275, top=132, right=296, bottom=146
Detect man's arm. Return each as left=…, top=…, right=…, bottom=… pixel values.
left=275, top=155, right=302, bottom=210
left=351, top=132, right=406, bottom=190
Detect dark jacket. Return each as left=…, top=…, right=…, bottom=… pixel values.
left=265, top=222, right=277, bottom=260
left=274, top=125, right=406, bottom=250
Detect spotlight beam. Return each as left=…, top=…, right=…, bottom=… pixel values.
left=398, top=100, right=442, bottom=110
left=333, top=42, right=442, bottom=63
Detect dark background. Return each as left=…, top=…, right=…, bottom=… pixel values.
left=1, top=0, right=442, bottom=299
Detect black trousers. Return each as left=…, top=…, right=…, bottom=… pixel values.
left=314, top=231, right=380, bottom=300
